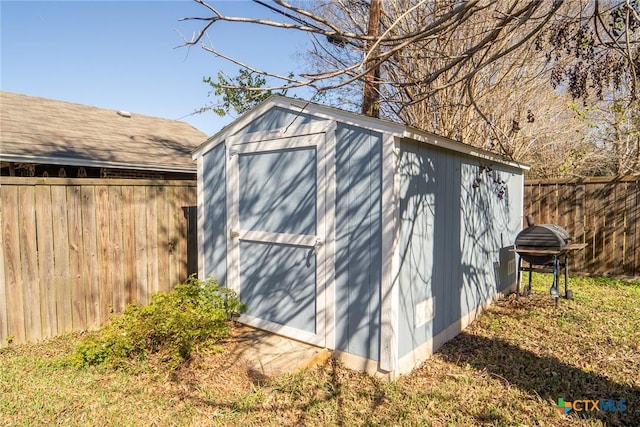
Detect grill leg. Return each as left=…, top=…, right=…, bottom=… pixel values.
left=516, top=256, right=522, bottom=299
left=551, top=255, right=560, bottom=305
left=564, top=254, right=573, bottom=300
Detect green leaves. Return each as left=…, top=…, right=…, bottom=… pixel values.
left=202, top=68, right=291, bottom=117
left=71, top=276, right=245, bottom=369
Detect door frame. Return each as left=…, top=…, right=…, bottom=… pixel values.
left=225, top=121, right=336, bottom=348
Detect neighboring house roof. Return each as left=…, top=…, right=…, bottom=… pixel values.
left=1, top=91, right=207, bottom=173
left=193, top=94, right=530, bottom=171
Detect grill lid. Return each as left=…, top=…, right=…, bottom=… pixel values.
left=515, top=224, right=571, bottom=251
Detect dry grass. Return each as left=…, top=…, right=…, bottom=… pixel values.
left=1, top=273, right=638, bottom=426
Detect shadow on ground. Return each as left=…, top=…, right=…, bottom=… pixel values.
left=438, top=331, right=639, bottom=426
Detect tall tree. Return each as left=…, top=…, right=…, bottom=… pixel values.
left=182, top=1, right=637, bottom=103
left=361, top=0, right=382, bottom=117
left=182, top=0, right=639, bottom=176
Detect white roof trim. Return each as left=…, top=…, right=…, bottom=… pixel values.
left=278, top=97, right=406, bottom=135
left=191, top=95, right=407, bottom=160
left=192, top=97, right=284, bottom=159
left=0, top=154, right=196, bottom=173
left=402, top=129, right=531, bottom=171
left=192, top=95, right=530, bottom=171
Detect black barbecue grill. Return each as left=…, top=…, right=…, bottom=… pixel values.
left=514, top=216, right=586, bottom=302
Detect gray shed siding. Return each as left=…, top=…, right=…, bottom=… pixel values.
left=195, top=96, right=527, bottom=374
left=397, top=140, right=521, bottom=358
left=236, top=142, right=320, bottom=333
left=202, top=143, right=227, bottom=284
left=238, top=147, right=317, bottom=235
left=239, top=241, right=317, bottom=333
left=334, top=123, right=382, bottom=361
left=236, top=106, right=319, bottom=135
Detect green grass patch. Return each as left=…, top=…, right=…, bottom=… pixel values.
left=1, top=274, right=638, bottom=426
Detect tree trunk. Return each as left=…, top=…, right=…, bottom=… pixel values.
left=362, top=0, right=381, bottom=118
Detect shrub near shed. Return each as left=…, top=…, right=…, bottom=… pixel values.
left=72, top=276, right=245, bottom=369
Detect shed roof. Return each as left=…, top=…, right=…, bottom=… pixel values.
left=1, top=91, right=207, bottom=173
left=192, top=95, right=529, bottom=171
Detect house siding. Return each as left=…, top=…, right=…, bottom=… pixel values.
left=397, top=140, right=521, bottom=358
left=202, top=143, right=227, bottom=284
left=334, top=123, right=382, bottom=361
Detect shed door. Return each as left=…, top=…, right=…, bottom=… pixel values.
left=226, top=122, right=335, bottom=347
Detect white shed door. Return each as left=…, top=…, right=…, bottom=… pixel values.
left=226, top=122, right=335, bottom=347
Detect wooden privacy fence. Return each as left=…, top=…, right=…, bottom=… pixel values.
left=524, top=176, right=639, bottom=277
left=0, top=177, right=197, bottom=347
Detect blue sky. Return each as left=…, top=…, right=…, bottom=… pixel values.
left=1, top=0, right=312, bottom=135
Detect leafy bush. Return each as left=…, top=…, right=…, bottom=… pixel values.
left=72, top=276, right=245, bottom=369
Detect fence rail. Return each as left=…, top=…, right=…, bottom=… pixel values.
left=0, top=177, right=197, bottom=346
left=524, top=176, right=639, bottom=277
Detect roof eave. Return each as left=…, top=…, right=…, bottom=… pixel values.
left=191, top=94, right=530, bottom=172
left=0, top=154, right=196, bottom=173
left=192, top=95, right=286, bottom=159
left=191, top=95, right=408, bottom=160
left=402, top=129, right=531, bottom=171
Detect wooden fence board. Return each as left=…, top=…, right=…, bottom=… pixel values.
left=525, top=177, right=640, bottom=277
left=558, top=184, right=572, bottom=270
left=614, top=183, right=626, bottom=275
left=35, top=185, right=56, bottom=338
left=586, top=184, right=599, bottom=273
left=19, top=185, right=41, bottom=342
left=185, top=186, right=198, bottom=277
left=2, top=186, right=25, bottom=343
left=523, top=186, right=537, bottom=217
left=109, top=186, right=125, bottom=313
left=167, top=186, right=181, bottom=287
left=146, top=186, right=160, bottom=296
left=561, top=183, right=569, bottom=224
left=0, top=201, right=7, bottom=345
left=67, top=186, right=86, bottom=330
left=183, top=186, right=196, bottom=280
left=1, top=178, right=196, bottom=347
left=51, top=185, right=72, bottom=333
left=523, top=183, right=533, bottom=219
left=95, top=186, right=111, bottom=324
left=574, top=184, right=586, bottom=272
left=157, top=186, right=170, bottom=293
left=604, top=183, right=617, bottom=274
left=81, top=186, right=99, bottom=329
left=623, top=181, right=637, bottom=276
left=592, top=183, right=607, bottom=275
left=134, top=186, right=148, bottom=305
left=174, top=187, right=187, bottom=283
left=634, top=180, right=640, bottom=277
left=538, top=183, right=548, bottom=224
left=121, top=186, right=136, bottom=304
left=532, top=184, right=541, bottom=219
left=550, top=183, right=559, bottom=225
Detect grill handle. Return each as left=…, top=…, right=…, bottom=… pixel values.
left=526, top=215, right=535, bottom=227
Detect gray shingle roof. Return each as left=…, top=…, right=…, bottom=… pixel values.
left=0, top=91, right=207, bottom=172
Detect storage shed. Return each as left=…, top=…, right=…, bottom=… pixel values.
left=193, top=96, right=527, bottom=377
